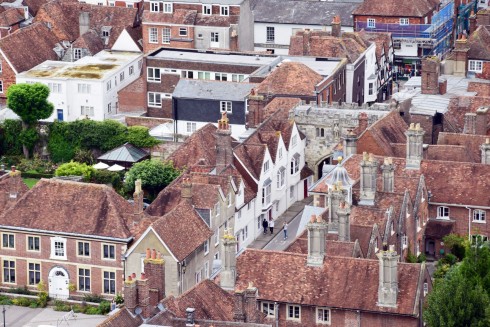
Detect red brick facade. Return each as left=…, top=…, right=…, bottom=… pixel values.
left=118, top=75, right=147, bottom=113
left=0, top=56, right=17, bottom=105
left=475, top=61, right=490, bottom=80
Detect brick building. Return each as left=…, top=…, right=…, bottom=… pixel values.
left=141, top=0, right=254, bottom=53
left=0, top=178, right=143, bottom=299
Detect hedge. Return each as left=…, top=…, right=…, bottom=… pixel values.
left=21, top=172, right=54, bottom=179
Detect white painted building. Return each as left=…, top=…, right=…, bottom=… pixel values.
left=16, top=50, right=143, bottom=122
left=363, top=42, right=378, bottom=103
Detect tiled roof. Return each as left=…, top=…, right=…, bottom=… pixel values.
left=0, top=173, right=29, bottom=213
left=97, top=307, right=142, bottom=327
left=23, top=0, right=49, bottom=16
left=445, top=95, right=490, bottom=132
left=437, top=132, right=488, bottom=163
left=151, top=200, right=213, bottom=261
left=350, top=224, right=374, bottom=257
left=358, top=30, right=392, bottom=62
left=0, top=8, right=24, bottom=27
left=0, top=179, right=137, bottom=239
left=353, top=0, right=437, bottom=17
left=98, top=143, right=149, bottom=163
left=0, top=22, right=59, bottom=73
left=467, top=26, right=490, bottom=61
left=233, top=144, right=266, bottom=180
left=145, top=174, right=183, bottom=217
left=71, top=30, right=105, bottom=55
left=236, top=249, right=422, bottom=315
left=158, top=280, right=234, bottom=322
left=195, top=13, right=239, bottom=27
left=390, top=143, right=476, bottom=163
left=256, top=61, right=323, bottom=97
left=143, top=9, right=197, bottom=25
left=286, top=230, right=357, bottom=257
left=262, top=97, right=302, bottom=121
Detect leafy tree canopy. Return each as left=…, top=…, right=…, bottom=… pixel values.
left=7, top=83, right=54, bottom=125
left=55, top=161, right=95, bottom=181
left=124, top=159, right=181, bottom=198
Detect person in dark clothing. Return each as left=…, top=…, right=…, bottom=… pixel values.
left=262, top=218, right=268, bottom=235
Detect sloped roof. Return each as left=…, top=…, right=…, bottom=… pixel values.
left=445, top=95, right=490, bottom=133
left=72, top=30, right=105, bottom=55
left=151, top=201, right=213, bottom=261
left=236, top=249, right=422, bottom=315
left=359, top=30, right=392, bottom=62
left=0, top=7, right=24, bottom=27
left=97, top=307, right=143, bottom=327
left=437, top=132, right=488, bottom=163
left=0, top=179, right=137, bottom=239
left=143, top=9, right=197, bottom=25
left=98, top=143, right=149, bottom=163
left=353, top=0, right=438, bottom=17
left=256, top=61, right=323, bottom=97
left=0, top=22, right=59, bottom=73
left=467, top=26, right=490, bottom=61
left=0, top=173, right=29, bottom=213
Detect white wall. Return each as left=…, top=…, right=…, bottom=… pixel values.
left=176, top=120, right=246, bottom=139
left=395, top=39, right=418, bottom=57
left=364, top=43, right=378, bottom=103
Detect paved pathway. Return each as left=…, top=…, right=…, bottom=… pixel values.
left=1, top=306, right=106, bottom=327
left=247, top=196, right=313, bottom=250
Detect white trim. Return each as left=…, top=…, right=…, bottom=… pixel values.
left=0, top=48, right=18, bottom=75
left=233, top=153, right=259, bottom=184
left=124, top=227, right=178, bottom=262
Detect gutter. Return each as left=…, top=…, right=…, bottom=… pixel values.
left=0, top=225, right=133, bottom=243
left=429, top=202, right=490, bottom=210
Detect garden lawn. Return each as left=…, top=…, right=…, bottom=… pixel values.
left=22, top=178, right=39, bottom=189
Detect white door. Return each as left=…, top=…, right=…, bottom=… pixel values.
left=48, top=267, right=69, bottom=300
left=210, top=32, right=219, bottom=48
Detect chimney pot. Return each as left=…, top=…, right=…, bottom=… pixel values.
left=131, top=272, right=136, bottom=279
left=151, top=248, right=157, bottom=259
left=141, top=272, right=146, bottom=279
left=146, top=248, right=151, bottom=259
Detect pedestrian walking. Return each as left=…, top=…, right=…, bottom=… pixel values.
left=269, top=218, right=274, bottom=234
left=283, top=222, right=288, bottom=240
left=262, top=218, right=268, bottom=235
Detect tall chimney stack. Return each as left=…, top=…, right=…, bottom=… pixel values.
left=216, top=112, right=233, bottom=174
left=220, top=230, right=238, bottom=290
left=359, top=152, right=378, bottom=205
left=405, top=123, right=425, bottom=169
left=377, top=244, right=399, bottom=308
left=327, top=182, right=345, bottom=232
left=481, top=138, right=490, bottom=164
left=181, top=177, right=192, bottom=202
left=331, top=15, right=341, bottom=38
left=133, top=179, right=144, bottom=215
left=475, top=107, right=489, bottom=135
left=337, top=202, right=351, bottom=242
left=306, top=214, right=328, bottom=266
left=421, top=57, right=440, bottom=95
left=343, top=130, right=358, bottom=158
left=381, top=157, right=394, bottom=192
left=79, top=12, right=90, bottom=36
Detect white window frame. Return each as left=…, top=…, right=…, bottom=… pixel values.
left=147, top=67, right=161, bottom=82
left=220, top=5, right=229, bottom=16
left=316, top=307, right=331, bottom=324
left=28, top=262, right=41, bottom=285
left=473, top=209, right=486, bottom=223
left=149, top=27, right=158, bottom=44
left=74, top=48, right=83, bottom=60
left=27, top=235, right=40, bottom=252
left=211, top=32, right=219, bottom=43
left=2, top=233, right=14, bottom=249
left=162, top=27, right=171, bottom=44
left=220, top=101, right=232, bottom=113
left=103, top=270, right=116, bottom=295
left=287, top=304, right=301, bottom=321
left=186, top=122, right=197, bottom=133
left=202, top=4, right=212, bottom=15
left=102, top=243, right=116, bottom=260
left=277, top=167, right=285, bottom=189
left=262, top=182, right=271, bottom=206
left=290, top=156, right=300, bottom=175
left=261, top=301, right=275, bottom=317
left=78, top=267, right=91, bottom=292
left=368, top=82, right=374, bottom=95
left=263, top=160, right=269, bottom=172
left=81, top=106, right=94, bottom=117
left=367, top=18, right=376, bottom=28
left=195, top=269, right=202, bottom=283
left=150, top=1, right=159, bottom=12
left=291, top=135, right=298, bottom=147
left=148, top=92, right=162, bottom=108
left=437, top=206, right=450, bottom=219
left=77, top=83, right=91, bottom=94
left=179, top=27, right=187, bottom=37
left=469, top=60, right=483, bottom=73
left=423, top=282, right=428, bottom=297
left=120, top=71, right=125, bottom=82
left=50, top=237, right=67, bottom=260
left=214, top=229, right=219, bottom=246
left=402, top=235, right=408, bottom=249
left=3, top=259, right=15, bottom=284
left=266, top=26, right=275, bottom=43
left=163, top=2, right=172, bottom=13
left=204, top=261, right=209, bottom=278
left=129, top=65, right=134, bottom=75
left=77, top=241, right=90, bottom=258
left=204, top=239, right=209, bottom=255
left=400, top=18, right=409, bottom=25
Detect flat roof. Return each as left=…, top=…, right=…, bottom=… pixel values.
left=18, top=50, right=141, bottom=80
left=173, top=79, right=258, bottom=101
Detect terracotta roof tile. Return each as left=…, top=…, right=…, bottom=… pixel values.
left=286, top=230, right=357, bottom=257
left=195, top=13, right=239, bottom=27
left=353, top=0, right=437, bottom=17
left=468, top=26, right=490, bottom=61
left=0, top=173, right=29, bottom=212
left=0, top=8, right=24, bottom=27
left=262, top=97, right=301, bottom=121
left=437, top=132, right=488, bottom=163
left=151, top=201, right=213, bottom=261
left=97, top=307, right=142, bottom=327
left=236, top=249, right=421, bottom=315
left=358, top=30, right=392, bottom=62
left=256, top=61, right=323, bottom=96
left=0, top=23, right=59, bottom=73
left=143, top=9, right=197, bottom=25
left=0, top=179, right=137, bottom=239
left=445, top=95, right=490, bottom=133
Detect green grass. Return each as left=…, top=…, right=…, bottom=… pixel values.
left=22, top=178, right=39, bottom=189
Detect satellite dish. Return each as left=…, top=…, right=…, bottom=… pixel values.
left=135, top=307, right=142, bottom=315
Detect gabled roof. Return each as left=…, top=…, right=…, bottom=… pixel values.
left=0, top=7, right=24, bottom=27
left=236, top=249, right=422, bottom=316
left=262, top=97, right=302, bottom=121
left=256, top=61, right=323, bottom=97
left=0, top=173, right=29, bottom=213
left=97, top=307, right=143, bottom=327
left=71, top=30, right=105, bottom=55
left=0, top=22, right=59, bottom=73
left=467, top=26, right=490, bottom=61
left=0, top=179, right=137, bottom=240
left=437, top=132, right=488, bottom=163
left=151, top=201, right=213, bottom=261
left=353, top=0, right=438, bottom=17
left=358, top=30, right=392, bottom=62
left=253, top=0, right=358, bottom=27
left=98, top=143, right=149, bottom=163
left=143, top=9, right=197, bottom=25
left=445, top=95, right=490, bottom=133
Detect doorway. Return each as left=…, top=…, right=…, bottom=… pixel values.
left=48, top=267, right=69, bottom=300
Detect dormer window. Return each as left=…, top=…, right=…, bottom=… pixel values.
left=163, top=2, right=172, bottom=13
left=290, top=154, right=300, bottom=174
left=220, top=5, right=229, bottom=16
left=150, top=1, right=159, bottom=12
left=9, top=192, right=17, bottom=199
left=202, top=4, right=212, bottom=15
left=102, top=26, right=111, bottom=37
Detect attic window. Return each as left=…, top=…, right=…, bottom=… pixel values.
left=102, top=27, right=111, bottom=37
left=74, top=48, right=82, bottom=60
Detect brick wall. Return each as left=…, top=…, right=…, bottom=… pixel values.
left=354, top=15, right=426, bottom=26
left=118, top=75, right=147, bottom=113
left=475, top=62, right=490, bottom=80
left=409, top=114, right=434, bottom=144
left=126, top=116, right=172, bottom=128
left=0, top=56, right=17, bottom=105
left=467, top=80, right=490, bottom=97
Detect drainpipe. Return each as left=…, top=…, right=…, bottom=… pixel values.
left=466, top=206, right=471, bottom=241
left=274, top=302, right=279, bottom=327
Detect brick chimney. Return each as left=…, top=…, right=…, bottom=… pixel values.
left=233, top=290, right=246, bottom=322
left=327, top=183, right=345, bottom=232
left=475, top=107, right=489, bottom=135
left=144, top=248, right=166, bottom=308
left=133, top=179, right=144, bottom=216
left=377, top=244, right=399, bottom=308
left=216, top=112, right=233, bottom=174
left=123, top=276, right=138, bottom=313
left=469, top=11, right=477, bottom=35
left=181, top=177, right=192, bottom=202
left=405, top=123, right=425, bottom=169
left=477, top=9, right=490, bottom=27
left=137, top=274, right=150, bottom=318
left=246, top=90, right=266, bottom=128
left=342, top=130, right=358, bottom=158
left=453, top=35, right=469, bottom=77
left=244, top=283, right=259, bottom=323
left=79, top=12, right=90, bottom=36
left=481, top=138, right=490, bottom=164
left=421, top=57, right=440, bottom=95
left=337, top=202, right=351, bottom=242
left=220, top=230, right=237, bottom=290
left=381, top=157, right=394, bottom=192
left=8, top=166, right=21, bottom=200
left=359, top=152, right=378, bottom=205
left=331, top=15, right=341, bottom=38
left=306, top=214, right=328, bottom=266
left=357, top=112, right=369, bottom=134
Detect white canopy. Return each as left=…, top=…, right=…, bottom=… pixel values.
left=107, top=164, right=125, bottom=172
left=93, top=162, right=109, bottom=170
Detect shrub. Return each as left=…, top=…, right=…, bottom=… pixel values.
left=17, top=156, right=56, bottom=174
left=443, top=234, right=467, bottom=260
left=29, top=302, right=39, bottom=308
left=73, top=148, right=95, bottom=165
left=0, top=297, right=12, bottom=305
left=417, top=253, right=427, bottom=263
left=13, top=297, right=33, bottom=307
left=126, top=126, right=161, bottom=148
left=114, top=293, right=124, bottom=305
left=53, top=300, right=71, bottom=312
left=91, top=169, right=122, bottom=189
left=83, top=293, right=104, bottom=303
left=8, top=286, right=34, bottom=295
left=73, top=304, right=87, bottom=313
left=85, top=306, right=100, bottom=315
left=37, top=292, right=48, bottom=308
left=0, top=120, right=23, bottom=155
left=98, top=301, right=111, bottom=315
left=55, top=161, right=95, bottom=181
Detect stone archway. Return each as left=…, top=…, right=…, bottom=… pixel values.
left=315, top=155, right=333, bottom=180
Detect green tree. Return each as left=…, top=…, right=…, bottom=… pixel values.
left=124, top=159, right=181, bottom=198
left=7, top=83, right=54, bottom=158
left=126, top=126, right=161, bottom=148
left=55, top=161, right=95, bottom=181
